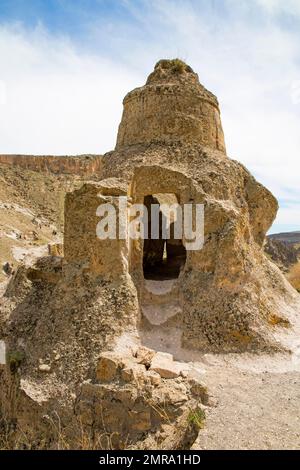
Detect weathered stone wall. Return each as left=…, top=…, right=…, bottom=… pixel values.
left=64, top=181, right=129, bottom=278
left=0, top=154, right=102, bottom=176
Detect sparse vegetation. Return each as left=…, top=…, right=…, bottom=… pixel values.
left=170, top=58, right=186, bottom=73
left=149, top=401, right=172, bottom=424
left=157, top=58, right=192, bottom=74
left=1, top=57, right=300, bottom=452
left=268, top=314, right=290, bottom=328
left=0, top=414, right=126, bottom=450
left=229, top=330, right=252, bottom=345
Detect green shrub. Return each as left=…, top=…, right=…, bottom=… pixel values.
left=188, top=407, right=206, bottom=429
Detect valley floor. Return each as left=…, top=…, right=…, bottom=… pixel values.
left=192, top=353, right=300, bottom=450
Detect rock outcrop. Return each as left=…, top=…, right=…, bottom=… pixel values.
left=1, top=59, right=300, bottom=449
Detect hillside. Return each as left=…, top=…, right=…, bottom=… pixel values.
left=0, top=160, right=99, bottom=284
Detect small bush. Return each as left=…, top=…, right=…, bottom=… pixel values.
left=157, top=58, right=192, bottom=74
left=7, top=350, right=24, bottom=373
left=188, top=407, right=206, bottom=430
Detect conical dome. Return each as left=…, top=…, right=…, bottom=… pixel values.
left=116, top=59, right=226, bottom=153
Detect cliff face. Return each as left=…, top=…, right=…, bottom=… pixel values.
left=0, top=156, right=103, bottom=284
left=0, top=154, right=102, bottom=176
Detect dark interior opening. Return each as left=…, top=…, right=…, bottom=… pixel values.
left=143, top=194, right=187, bottom=280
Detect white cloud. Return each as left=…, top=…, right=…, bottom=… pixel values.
left=256, top=0, right=300, bottom=17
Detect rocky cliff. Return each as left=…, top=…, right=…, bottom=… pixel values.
left=0, top=154, right=102, bottom=176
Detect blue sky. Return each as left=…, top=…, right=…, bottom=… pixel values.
left=0, top=0, right=300, bottom=233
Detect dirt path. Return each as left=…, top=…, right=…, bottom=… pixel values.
left=192, top=353, right=300, bottom=450
left=135, top=280, right=300, bottom=450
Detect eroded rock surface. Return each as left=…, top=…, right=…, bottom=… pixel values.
left=1, top=59, right=300, bottom=449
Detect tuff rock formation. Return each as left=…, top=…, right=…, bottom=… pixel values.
left=1, top=59, right=300, bottom=449
left=0, top=154, right=102, bottom=175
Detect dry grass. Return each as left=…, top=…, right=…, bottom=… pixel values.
left=159, top=58, right=189, bottom=74
left=0, top=417, right=44, bottom=450
left=170, top=59, right=186, bottom=73
left=0, top=418, right=11, bottom=450
left=229, top=330, right=252, bottom=345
